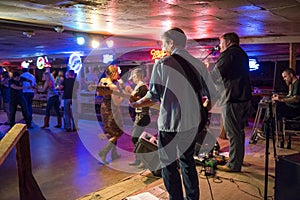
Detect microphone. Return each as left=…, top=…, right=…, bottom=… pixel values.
left=209, top=45, right=220, bottom=51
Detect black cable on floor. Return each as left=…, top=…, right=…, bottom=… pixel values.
left=205, top=175, right=214, bottom=200
left=199, top=166, right=215, bottom=200
left=213, top=175, right=274, bottom=200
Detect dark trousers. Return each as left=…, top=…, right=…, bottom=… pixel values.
left=276, top=102, right=300, bottom=119
left=132, top=114, right=151, bottom=145
left=0, top=89, right=2, bottom=110
left=158, top=127, right=199, bottom=200
left=222, top=101, right=250, bottom=171
left=23, top=92, right=34, bottom=122
left=46, top=95, right=60, bottom=117
left=10, top=95, right=30, bottom=127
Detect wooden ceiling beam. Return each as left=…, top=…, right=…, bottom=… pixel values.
left=240, top=36, right=300, bottom=44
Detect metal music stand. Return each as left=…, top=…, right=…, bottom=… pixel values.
left=249, top=95, right=279, bottom=145
left=249, top=99, right=269, bottom=144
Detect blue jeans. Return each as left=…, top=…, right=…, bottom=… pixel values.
left=10, top=95, right=30, bottom=127
left=23, top=92, right=34, bottom=122
left=46, top=95, right=60, bottom=117
left=158, top=127, right=199, bottom=200
left=64, top=99, right=73, bottom=129
left=222, top=101, right=250, bottom=171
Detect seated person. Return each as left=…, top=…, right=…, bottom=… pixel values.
left=257, top=68, right=300, bottom=139
left=272, top=68, right=300, bottom=120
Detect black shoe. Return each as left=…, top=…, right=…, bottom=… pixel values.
left=137, top=162, right=146, bottom=169
left=129, top=159, right=141, bottom=166
left=66, top=128, right=72, bottom=132
left=256, top=130, right=266, bottom=139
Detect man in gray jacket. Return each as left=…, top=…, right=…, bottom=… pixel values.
left=132, top=27, right=216, bottom=200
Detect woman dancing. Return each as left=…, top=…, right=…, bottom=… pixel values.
left=98, top=65, right=124, bottom=164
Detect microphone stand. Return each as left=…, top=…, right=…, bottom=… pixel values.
left=201, top=50, right=215, bottom=61
left=263, top=100, right=277, bottom=200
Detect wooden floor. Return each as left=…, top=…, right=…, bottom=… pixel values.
left=0, top=110, right=299, bottom=200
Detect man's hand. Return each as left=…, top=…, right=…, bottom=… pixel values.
left=130, top=101, right=140, bottom=108
left=125, top=85, right=133, bottom=93
left=129, top=95, right=140, bottom=103
left=272, top=94, right=280, bottom=101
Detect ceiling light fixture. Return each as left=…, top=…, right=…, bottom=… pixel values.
left=77, top=36, right=85, bottom=45
left=22, top=30, right=35, bottom=38
left=54, top=25, right=64, bottom=33
left=106, top=40, right=114, bottom=48
left=91, top=40, right=100, bottom=48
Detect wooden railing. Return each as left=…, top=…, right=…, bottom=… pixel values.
left=0, top=124, right=46, bottom=200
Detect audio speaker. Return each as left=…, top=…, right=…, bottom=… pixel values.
left=275, top=153, right=300, bottom=200
left=135, top=132, right=161, bottom=177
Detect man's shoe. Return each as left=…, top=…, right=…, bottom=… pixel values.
left=257, top=130, right=266, bottom=140
left=66, top=128, right=72, bottom=132
left=137, top=162, right=146, bottom=169
left=129, top=160, right=140, bottom=166
left=216, top=165, right=240, bottom=172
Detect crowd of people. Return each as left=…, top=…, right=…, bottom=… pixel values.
left=0, top=68, right=78, bottom=132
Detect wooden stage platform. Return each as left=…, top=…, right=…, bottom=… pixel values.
left=0, top=111, right=299, bottom=200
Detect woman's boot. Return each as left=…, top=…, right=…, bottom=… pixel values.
left=98, top=142, right=114, bottom=164
left=41, top=116, right=50, bottom=128
left=111, top=144, right=121, bottom=161
left=54, top=116, right=62, bottom=128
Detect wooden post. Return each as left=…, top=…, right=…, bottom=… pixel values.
left=16, top=130, right=46, bottom=200
left=273, top=61, right=277, bottom=91
left=289, top=43, right=297, bottom=70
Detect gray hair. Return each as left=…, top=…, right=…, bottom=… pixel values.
left=162, top=27, right=187, bottom=48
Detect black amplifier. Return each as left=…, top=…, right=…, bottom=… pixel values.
left=134, top=132, right=161, bottom=177
left=275, top=153, right=300, bottom=200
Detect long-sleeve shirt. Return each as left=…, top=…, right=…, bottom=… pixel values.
left=145, top=47, right=216, bottom=132
left=210, top=44, right=252, bottom=105
left=21, top=72, right=36, bottom=93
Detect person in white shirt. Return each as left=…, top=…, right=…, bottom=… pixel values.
left=21, top=68, right=36, bottom=127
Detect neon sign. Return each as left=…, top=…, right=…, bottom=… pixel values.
left=150, top=49, right=166, bottom=60
left=36, top=57, right=50, bottom=69
left=21, top=60, right=31, bottom=69
left=249, top=58, right=260, bottom=71
left=37, top=57, right=45, bottom=69
left=68, top=53, right=82, bottom=74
